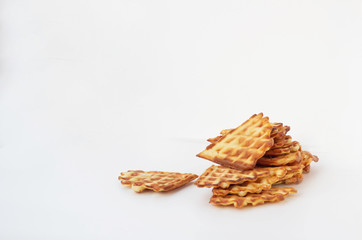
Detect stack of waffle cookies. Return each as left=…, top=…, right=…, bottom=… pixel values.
left=195, top=113, right=318, bottom=208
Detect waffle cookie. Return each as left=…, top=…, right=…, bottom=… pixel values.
left=209, top=187, right=297, bottom=208
left=194, top=165, right=270, bottom=188
left=212, top=175, right=280, bottom=197
left=197, top=113, right=274, bottom=170
left=119, top=170, right=198, bottom=192
left=195, top=164, right=301, bottom=188
left=265, top=141, right=301, bottom=156
left=264, top=146, right=291, bottom=156
left=257, top=151, right=302, bottom=166
left=211, top=163, right=302, bottom=196
left=271, top=135, right=292, bottom=148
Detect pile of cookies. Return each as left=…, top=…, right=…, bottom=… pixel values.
left=195, top=113, right=318, bottom=208
left=119, top=113, right=318, bottom=209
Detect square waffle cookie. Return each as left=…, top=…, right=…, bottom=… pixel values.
left=197, top=113, right=274, bottom=170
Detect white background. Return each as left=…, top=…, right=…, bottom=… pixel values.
left=1, top=0, right=362, bottom=239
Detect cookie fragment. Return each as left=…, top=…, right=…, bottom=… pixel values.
left=119, top=170, right=198, bottom=192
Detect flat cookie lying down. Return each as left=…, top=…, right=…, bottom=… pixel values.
left=119, top=170, right=198, bottom=192
left=194, top=164, right=302, bottom=188
left=209, top=187, right=297, bottom=208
